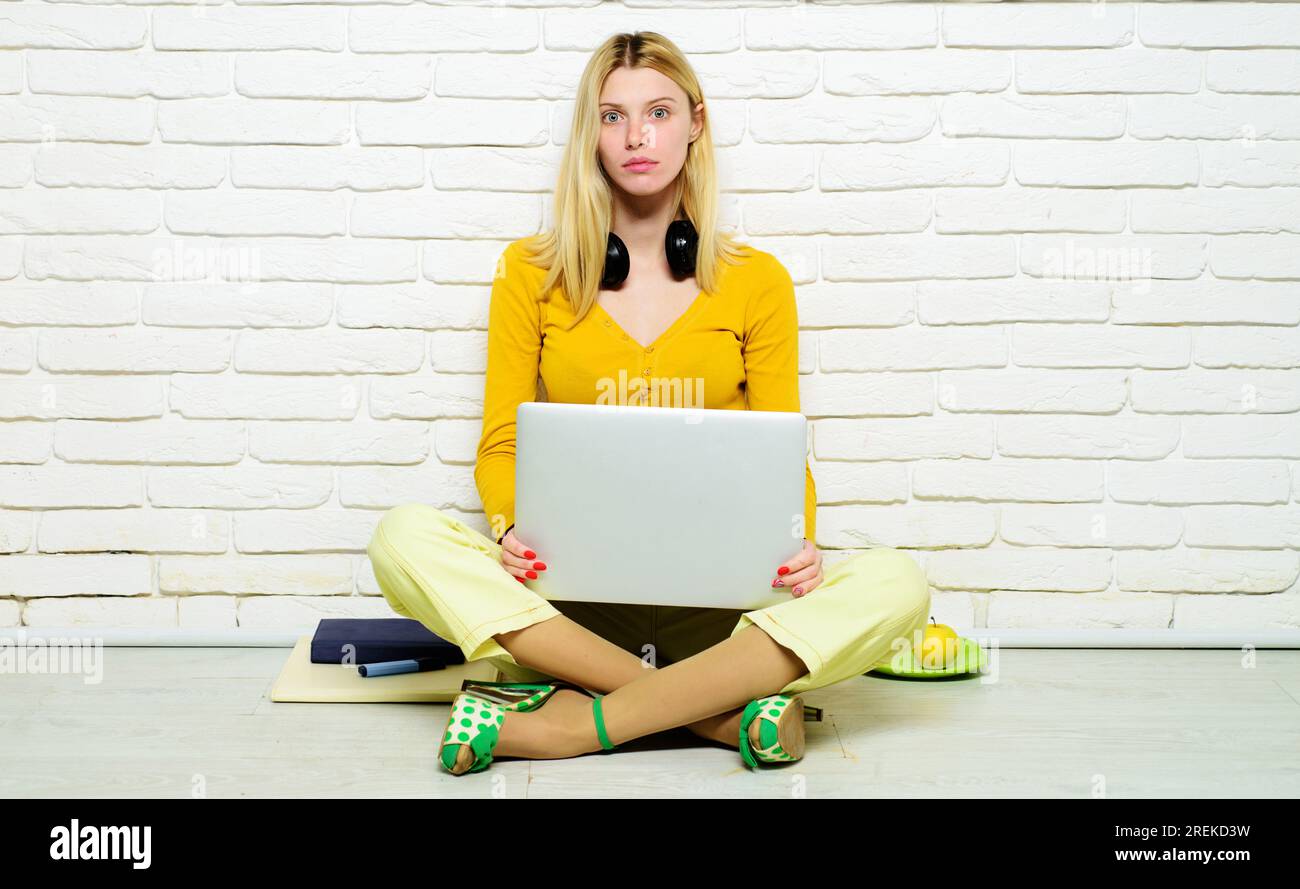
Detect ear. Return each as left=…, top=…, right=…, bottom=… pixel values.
left=690, top=101, right=705, bottom=142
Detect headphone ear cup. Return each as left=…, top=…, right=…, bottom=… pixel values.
left=602, top=231, right=629, bottom=288
left=665, top=218, right=698, bottom=278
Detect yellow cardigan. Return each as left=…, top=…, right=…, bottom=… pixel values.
left=474, top=236, right=817, bottom=544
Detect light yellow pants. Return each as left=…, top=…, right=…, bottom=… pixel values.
left=366, top=503, right=932, bottom=696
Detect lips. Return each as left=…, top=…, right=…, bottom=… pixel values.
left=624, top=159, right=658, bottom=172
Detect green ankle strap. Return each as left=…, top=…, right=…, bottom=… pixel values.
left=592, top=695, right=618, bottom=752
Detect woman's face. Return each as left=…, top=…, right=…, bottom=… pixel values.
left=597, top=65, right=703, bottom=200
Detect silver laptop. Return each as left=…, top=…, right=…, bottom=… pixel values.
left=514, top=401, right=808, bottom=609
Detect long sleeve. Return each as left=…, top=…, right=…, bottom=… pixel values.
left=741, top=254, right=817, bottom=544
left=474, top=241, right=542, bottom=542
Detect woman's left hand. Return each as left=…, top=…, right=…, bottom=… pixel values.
left=773, top=538, right=823, bottom=598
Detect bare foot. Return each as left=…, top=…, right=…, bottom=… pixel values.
left=686, top=707, right=744, bottom=748
left=493, top=689, right=600, bottom=760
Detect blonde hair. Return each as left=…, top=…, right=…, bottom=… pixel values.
left=517, top=31, right=750, bottom=320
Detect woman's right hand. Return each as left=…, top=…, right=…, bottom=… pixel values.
left=499, top=527, right=547, bottom=584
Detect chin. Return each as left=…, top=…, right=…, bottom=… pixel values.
left=625, top=182, right=664, bottom=196
left=616, top=174, right=666, bottom=196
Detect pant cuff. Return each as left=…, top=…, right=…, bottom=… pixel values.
left=460, top=600, right=564, bottom=665
left=736, top=610, right=824, bottom=687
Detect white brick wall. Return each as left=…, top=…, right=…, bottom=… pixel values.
left=1, top=1, right=1298, bottom=634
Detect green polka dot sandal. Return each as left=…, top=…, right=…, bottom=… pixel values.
left=738, top=693, right=806, bottom=769
left=438, top=679, right=618, bottom=776
left=440, top=692, right=508, bottom=776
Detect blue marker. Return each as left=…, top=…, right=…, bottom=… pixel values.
left=359, top=657, right=445, bottom=677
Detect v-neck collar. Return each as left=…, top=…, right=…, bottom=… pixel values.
left=591, top=288, right=708, bottom=352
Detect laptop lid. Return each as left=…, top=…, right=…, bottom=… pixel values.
left=515, top=401, right=807, bottom=609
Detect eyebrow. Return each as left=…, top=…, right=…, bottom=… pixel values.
left=600, top=96, right=678, bottom=109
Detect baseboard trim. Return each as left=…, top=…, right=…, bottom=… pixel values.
left=1, top=627, right=1298, bottom=648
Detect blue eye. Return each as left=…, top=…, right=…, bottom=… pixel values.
left=602, top=108, right=668, bottom=123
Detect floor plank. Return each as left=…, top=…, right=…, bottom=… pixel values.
left=2, top=646, right=1296, bottom=798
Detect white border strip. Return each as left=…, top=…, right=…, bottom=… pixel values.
left=0, top=627, right=1297, bottom=648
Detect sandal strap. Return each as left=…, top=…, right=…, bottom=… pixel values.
left=592, top=695, right=618, bottom=751
left=738, top=698, right=764, bottom=769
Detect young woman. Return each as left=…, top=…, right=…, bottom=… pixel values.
left=367, top=31, right=932, bottom=776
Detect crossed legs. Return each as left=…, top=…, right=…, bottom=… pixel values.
left=367, top=506, right=929, bottom=764
left=489, top=613, right=808, bottom=759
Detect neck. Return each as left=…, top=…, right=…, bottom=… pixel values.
left=610, top=188, right=679, bottom=258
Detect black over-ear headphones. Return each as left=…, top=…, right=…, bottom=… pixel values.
left=602, top=218, right=699, bottom=289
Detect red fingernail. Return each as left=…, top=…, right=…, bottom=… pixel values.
left=777, top=566, right=789, bottom=576
left=515, top=576, right=525, bottom=583
left=533, top=561, right=546, bottom=570
left=524, top=550, right=535, bottom=559
left=526, top=570, right=537, bottom=579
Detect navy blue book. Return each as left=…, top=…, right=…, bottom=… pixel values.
left=310, top=618, right=466, bottom=666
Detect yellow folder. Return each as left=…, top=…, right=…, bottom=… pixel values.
left=269, top=635, right=504, bottom=703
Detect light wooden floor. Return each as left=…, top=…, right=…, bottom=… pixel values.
left=2, top=646, right=1297, bottom=798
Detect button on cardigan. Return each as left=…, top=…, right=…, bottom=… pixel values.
left=474, top=236, right=817, bottom=545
